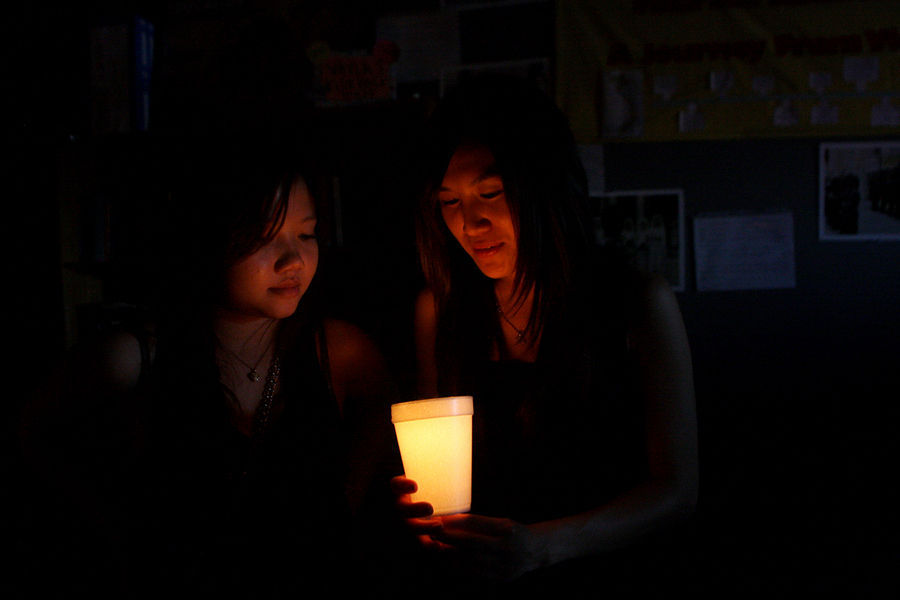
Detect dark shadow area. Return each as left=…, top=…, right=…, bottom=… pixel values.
left=4, top=3, right=896, bottom=597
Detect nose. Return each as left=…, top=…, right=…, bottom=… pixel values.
left=274, top=239, right=304, bottom=273
left=461, top=198, right=490, bottom=235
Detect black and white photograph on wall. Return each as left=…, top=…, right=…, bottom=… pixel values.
left=820, top=141, right=900, bottom=240
left=590, top=189, right=685, bottom=292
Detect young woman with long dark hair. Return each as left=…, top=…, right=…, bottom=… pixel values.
left=21, top=133, right=400, bottom=597
left=392, top=75, right=698, bottom=591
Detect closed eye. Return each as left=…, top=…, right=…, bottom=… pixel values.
left=481, top=190, right=503, bottom=199
left=440, top=197, right=460, bottom=207
left=299, top=224, right=318, bottom=241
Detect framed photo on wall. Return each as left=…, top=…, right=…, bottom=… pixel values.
left=820, top=141, right=900, bottom=241
left=590, top=189, right=686, bottom=292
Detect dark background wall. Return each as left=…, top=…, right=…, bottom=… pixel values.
left=3, top=0, right=896, bottom=594
left=605, top=138, right=898, bottom=590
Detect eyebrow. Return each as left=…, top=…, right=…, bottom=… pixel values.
left=438, top=163, right=502, bottom=191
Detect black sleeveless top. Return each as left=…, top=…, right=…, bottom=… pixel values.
left=132, top=322, right=354, bottom=597
left=441, top=260, right=649, bottom=524
left=469, top=354, right=646, bottom=524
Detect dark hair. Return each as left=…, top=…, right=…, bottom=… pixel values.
left=153, top=132, right=326, bottom=322
left=143, top=131, right=328, bottom=440
left=414, top=75, right=593, bottom=375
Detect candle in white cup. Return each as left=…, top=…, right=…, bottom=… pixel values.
left=391, top=396, right=473, bottom=516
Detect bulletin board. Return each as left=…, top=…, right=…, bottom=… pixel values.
left=556, top=0, right=900, bottom=142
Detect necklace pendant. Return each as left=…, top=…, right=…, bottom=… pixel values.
left=248, top=369, right=261, bottom=383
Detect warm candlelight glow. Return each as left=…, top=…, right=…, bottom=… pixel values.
left=391, top=396, right=473, bottom=516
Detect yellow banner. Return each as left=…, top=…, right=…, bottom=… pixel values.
left=556, top=0, right=900, bottom=142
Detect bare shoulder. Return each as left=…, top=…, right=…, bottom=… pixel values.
left=321, top=318, right=392, bottom=414
left=630, top=271, right=682, bottom=323
left=641, top=271, right=671, bottom=294
left=93, top=329, right=146, bottom=393
left=623, top=271, right=691, bottom=357
left=322, top=318, right=384, bottom=368
left=414, top=288, right=437, bottom=326
left=413, top=287, right=438, bottom=346
left=413, top=288, right=439, bottom=397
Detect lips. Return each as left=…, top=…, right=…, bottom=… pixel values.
left=471, top=241, right=504, bottom=257
left=269, top=279, right=302, bottom=296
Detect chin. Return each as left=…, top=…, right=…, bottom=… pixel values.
left=267, top=300, right=302, bottom=320
left=477, top=264, right=513, bottom=281
left=470, top=253, right=514, bottom=280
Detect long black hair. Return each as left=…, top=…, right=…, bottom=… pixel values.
left=414, top=75, right=594, bottom=382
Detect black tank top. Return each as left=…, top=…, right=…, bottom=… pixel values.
left=464, top=264, right=649, bottom=524
left=134, top=323, right=352, bottom=596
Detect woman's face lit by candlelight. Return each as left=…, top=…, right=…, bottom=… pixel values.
left=438, top=145, right=518, bottom=284
left=223, top=179, right=318, bottom=320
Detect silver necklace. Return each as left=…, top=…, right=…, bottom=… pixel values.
left=252, top=354, right=280, bottom=437
left=218, top=337, right=273, bottom=382
left=496, top=302, right=525, bottom=343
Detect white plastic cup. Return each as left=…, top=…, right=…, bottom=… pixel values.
left=391, top=396, right=474, bottom=516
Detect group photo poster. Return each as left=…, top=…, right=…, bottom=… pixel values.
left=820, top=141, right=900, bottom=240
left=556, top=0, right=900, bottom=143
left=589, top=189, right=685, bottom=292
